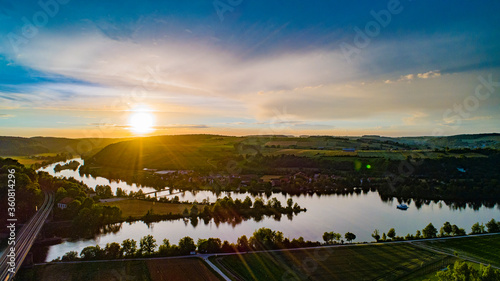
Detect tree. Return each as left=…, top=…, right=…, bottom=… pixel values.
left=237, top=235, right=250, bottom=252
left=451, top=225, right=466, bottom=236
left=116, top=187, right=126, bottom=197
left=436, top=260, right=500, bottom=281
left=61, top=251, right=79, bottom=261
left=105, top=242, right=122, bottom=259
left=121, top=239, right=137, bottom=257
left=286, top=198, right=293, bottom=209
left=344, top=232, right=356, bottom=243
left=80, top=246, right=104, bottom=260
left=243, top=196, right=253, bottom=208
left=190, top=204, right=198, bottom=217
left=140, top=235, right=157, bottom=255
left=470, top=222, right=485, bottom=235
left=387, top=228, right=396, bottom=240
left=253, top=198, right=265, bottom=209
left=182, top=207, right=190, bottom=217
left=372, top=229, right=380, bottom=242
left=198, top=238, right=222, bottom=253
left=179, top=236, right=196, bottom=254
left=382, top=233, right=387, bottom=241
left=441, top=222, right=452, bottom=236
left=250, top=227, right=284, bottom=250
left=422, top=223, right=438, bottom=238
left=486, top=219, right=500, bottom=233
left=415, top=230, right=422, bottom=239
left=323, top=232, right=333, bottom=244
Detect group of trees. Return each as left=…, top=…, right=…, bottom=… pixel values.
left=58, top=227, right=321, bottom=261
left=57, top=217, right=500, bottom=262
left=0, top=158, right=43, bottom=224
left=372, top=219, right=500, bottom=242
left=53, top=160, right=80, bottom=172
left=437, top=260, right=500, bottom=281
left=322, top=231, right=356, bottom=244
left=142, top=196, right=305, bottom=224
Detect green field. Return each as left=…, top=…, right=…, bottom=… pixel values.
left=15, top=260, right=152, bottom=281
left=99, top=199, right=192, bottom=219
left=216, top=243, right=447, bottom=281
left=416, top=234, right=500, bottom=267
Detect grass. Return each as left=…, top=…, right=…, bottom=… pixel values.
left=217, top=243, right=446, bottom=281
left=15, top=260, right=151, bottom=281
left=99, top=199, right=192, bottom=219
left=147, top=258, right=222, bottom=281
left=416, top=234, right=500, bottom=267
left=2, top=155, right=45, bottom=167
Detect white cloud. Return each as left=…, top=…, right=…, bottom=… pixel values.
left=417, top=70, right=441, bottom=79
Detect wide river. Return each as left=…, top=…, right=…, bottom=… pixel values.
left=38, top=159, right=499, bottom=262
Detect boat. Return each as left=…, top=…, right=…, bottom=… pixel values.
left=397, top=204, right=409, bottom=210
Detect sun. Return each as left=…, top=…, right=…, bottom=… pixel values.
left=129, top=111, right=155, bottom=134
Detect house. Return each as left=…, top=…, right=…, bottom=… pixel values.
left=343, top=148, right=356, bottom=152
left=271, top=179, right=281, bottom=187
left=57, top=197, right=74, bottom=209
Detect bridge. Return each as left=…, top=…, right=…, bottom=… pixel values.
left=0, top=192, right=54, bottom=281
left=138, top=188, right=184, bottom=198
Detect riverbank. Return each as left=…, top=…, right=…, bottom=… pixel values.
left=18, top=234, right=500, bottom=281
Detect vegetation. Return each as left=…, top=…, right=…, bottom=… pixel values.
left=217, top=243, right=446, bottom=281
left=0, top=136, right=126, bottom=157
left=73, top=134, right=500, bottom=203
left=436, top=260, right=500, bottom=281
left=100, top=199, right=191, bottom=219
left=417, top=234, right=500, bottom=267
left=53, top=160, right=80, bottom=172
left=56, top=227, right=322, bottom=261
left=14, top=260, right=151, bottom=281
left=0, top=157, right=44, bottom=229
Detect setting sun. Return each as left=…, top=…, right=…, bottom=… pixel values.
left=129, top=111, right=155, bottom=134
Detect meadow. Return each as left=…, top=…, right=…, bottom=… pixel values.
left=416, top=234, right=500, bottom=267
left=216, top=243, right=447, bottom=281
left=99, top=199, right=192, bottom=219
left=14, top=260, right=152, bottom=281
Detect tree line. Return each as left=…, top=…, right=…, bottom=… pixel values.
left=57, top=218, right=500, bottom=262
left=371, top=219, right=500, bottom=242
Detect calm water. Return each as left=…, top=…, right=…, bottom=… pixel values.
left=39, top=159, right=500, bottom=262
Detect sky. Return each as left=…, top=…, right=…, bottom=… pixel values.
left=0, top=0, right=499, bottom=138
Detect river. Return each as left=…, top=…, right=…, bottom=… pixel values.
left=37, top=158, right=500, bottom=262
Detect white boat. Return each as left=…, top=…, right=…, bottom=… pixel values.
left=397, top=204, right=409, bottom=210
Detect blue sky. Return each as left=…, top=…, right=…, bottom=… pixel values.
left=0, top=0, right=499, bottom=137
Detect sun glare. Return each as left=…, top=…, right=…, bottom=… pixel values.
left=129, top=111, right=155, bottom=134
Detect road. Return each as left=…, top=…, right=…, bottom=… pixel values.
left=0, top=192, right=54, bottom=281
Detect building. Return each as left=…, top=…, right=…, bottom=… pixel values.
left=57, top=197, right=74, bottom=209
left=343, top=148, right=356, bottom=152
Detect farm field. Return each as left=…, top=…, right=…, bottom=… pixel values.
left=2, top=155, right=45, bottom=167
left=14, top=260, right=152, bottom=281
left=216, top=243, right=446, bottom=281
left=147, top=258, right=222, bottom=281
left=415, top=234, right=500, bottom=267
left=99, top=199, right=192, bottom=219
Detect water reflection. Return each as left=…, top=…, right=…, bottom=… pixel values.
left=36, top=159, right=500, bottom=262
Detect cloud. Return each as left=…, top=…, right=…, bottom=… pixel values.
left=403, top=112, right=429, bottom=125
left=0, top=114, right=14, bottom=118
left=417, top=70, right=441, bottom=79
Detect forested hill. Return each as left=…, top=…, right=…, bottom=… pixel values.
left=0, top=136, right=127, bottom=156
left=83, top=133, right=500, bottom=172
left=85, top=135, right=242, bottom=171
